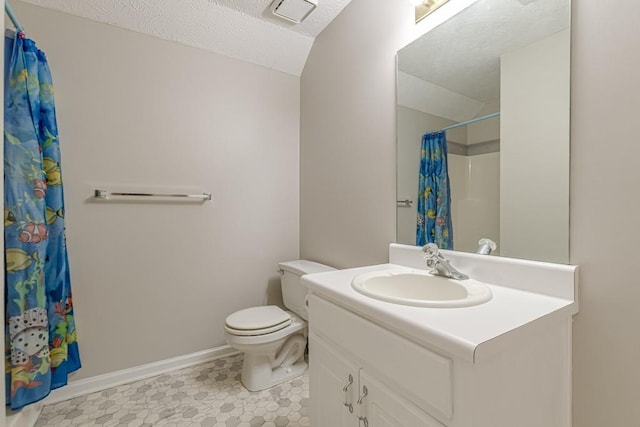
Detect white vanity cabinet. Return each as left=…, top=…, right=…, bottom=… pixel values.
left=309, top=294, right=452, bottom=426
left=308, top=290, right=574, bottom=427
left=305, top=244, right=578, bottom=426
left=360, top=371, right=443, bottom=427
left=309, top=334, right=358, bottom=427
left=310, top=334, right=443, bottom=427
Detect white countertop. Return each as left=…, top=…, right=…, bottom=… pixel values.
left=303, top=263, right=578, bottom=363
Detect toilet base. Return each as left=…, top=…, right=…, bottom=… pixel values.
left=239, top=333, right=308, bottom=392
left=241, top=356, right=307, bottom=392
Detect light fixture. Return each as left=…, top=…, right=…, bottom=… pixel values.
left=413, top=0, right=450, bottom=23
left=271, top=0, right=318, bottom=24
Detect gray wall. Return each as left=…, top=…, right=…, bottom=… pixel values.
left=14, top=2, right=300, bottom=380
left=570, top=1, right=640, bottom=425
left=300, top=0, right=640, bottom=425
left=300, top=0, right=410, bottom=268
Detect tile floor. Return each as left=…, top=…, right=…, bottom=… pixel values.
left=35, top=354, right=310, bottom=427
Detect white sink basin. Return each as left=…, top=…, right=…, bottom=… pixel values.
left=351, top=269, right=493, bottom=308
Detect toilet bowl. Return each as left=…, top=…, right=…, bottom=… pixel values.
left=224, top=260, right=335, bottom=391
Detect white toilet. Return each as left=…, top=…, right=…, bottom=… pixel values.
left=224, top=260, right=335, bottom=391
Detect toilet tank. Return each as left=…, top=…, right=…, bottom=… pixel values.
left=279, top=260, right=335, bottom=321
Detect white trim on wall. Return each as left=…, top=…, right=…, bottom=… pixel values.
left=6, top=404, right=43, bottom=427
left=6, top=345, right=237, bottom=427
left=45, top=345, right=238, bottom=406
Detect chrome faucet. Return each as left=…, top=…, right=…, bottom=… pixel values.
left=422, top=243, right=469, bottom=280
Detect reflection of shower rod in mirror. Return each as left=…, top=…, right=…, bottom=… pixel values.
left=429, top=112, right=500, bottom=134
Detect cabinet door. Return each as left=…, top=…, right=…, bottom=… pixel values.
left=358, top=371, right=444, bottom=427
left=309, top=333, right=359, bottom=427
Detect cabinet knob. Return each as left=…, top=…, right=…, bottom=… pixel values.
left=342, top=374, right=354, bottom=413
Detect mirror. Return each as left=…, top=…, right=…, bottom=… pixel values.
left=396, top=0, right=570, bottom=263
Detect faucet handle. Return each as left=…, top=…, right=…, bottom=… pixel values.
left=422, top=243, right=442, bottom=268
left=422, top=243, right=441, bottom=259
left=422, top=243, right=470, bottom=280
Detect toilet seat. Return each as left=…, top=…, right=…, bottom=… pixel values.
left=225, top=306, right=292, bottom=336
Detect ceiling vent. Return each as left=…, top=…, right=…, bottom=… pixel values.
left=271, top=0, right=318, bottom=23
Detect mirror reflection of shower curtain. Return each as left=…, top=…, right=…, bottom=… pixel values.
left=416, top=131, right=454, bottom=249
left=4, top=33, right=81, bottom=410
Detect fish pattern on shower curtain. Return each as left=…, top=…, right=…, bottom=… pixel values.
left=416, top=131, right=454, bottom=249
left=4, top=34, right=80, bottom=410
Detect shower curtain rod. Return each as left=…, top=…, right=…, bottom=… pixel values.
left=431, top=111, right=500, bottom=133
left=5, top=1, right=24, bottom=34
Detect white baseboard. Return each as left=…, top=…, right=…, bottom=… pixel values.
left=6, top=404, right=43, bottom=427
left=44, top=345, right=238, bottom=406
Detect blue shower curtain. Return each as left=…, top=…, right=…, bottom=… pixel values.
left=416, top=131, right=454, bottom=249
left=4, top=34, right=80, bottom=409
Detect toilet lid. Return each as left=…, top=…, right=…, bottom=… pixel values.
left=225, top=306, right=292, bottom=335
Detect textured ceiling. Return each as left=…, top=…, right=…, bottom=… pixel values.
left=398, top=0, right=570, bottom=111
left=19, top=0, right=353, bottom=76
